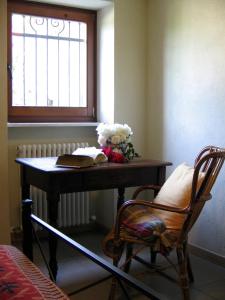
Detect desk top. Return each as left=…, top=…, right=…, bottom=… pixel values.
left=16, top=157, right=172, bottom=197
left=16, top=157, right=172, bottom=173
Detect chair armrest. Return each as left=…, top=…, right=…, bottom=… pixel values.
left=198, top=193, right=212, bottom=202
left=132, top=185, right=162, bottom=199
left=115, top=200, right=190, bottom=238
left=115, top=199, right=190, bottom=236
left=120, top=199, right=189, bottom=216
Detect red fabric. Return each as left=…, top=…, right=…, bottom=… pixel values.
left=0, top=247, right=44, bottom=299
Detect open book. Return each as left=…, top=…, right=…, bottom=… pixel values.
left=56, top=147, right=108, bottom=168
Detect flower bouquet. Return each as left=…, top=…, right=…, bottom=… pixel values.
left=96, top=123, right=139, bottom=163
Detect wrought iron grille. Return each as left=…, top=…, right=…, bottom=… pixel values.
left=11, top=13, right=87, bottom=108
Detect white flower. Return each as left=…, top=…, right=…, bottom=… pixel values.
left=123, top=124, right=133, bottom=136
left=114, top=123, right=132, bottom=137
left=97, top=135, right=107, bottom=146
left=111, top=135, right=122, bottom=145
left=96, top=123, right=133, bottom=146
left=96, top=123, right=138, bottom=161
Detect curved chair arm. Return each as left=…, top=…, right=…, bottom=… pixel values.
left=114, top=199, right=190, bottom=237
left=196, top=193, right=212, bottom=202
left=132, top=185, right=162, bottom=199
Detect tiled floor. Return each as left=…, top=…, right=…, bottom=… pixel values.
left=31, top=230, right=225, bottom=300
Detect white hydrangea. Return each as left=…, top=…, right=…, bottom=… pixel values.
left=96, top=123, right=133, bottom=146
left=97, top=135, right=107, bottom=146
left=111, top=135, right=123, bottom=145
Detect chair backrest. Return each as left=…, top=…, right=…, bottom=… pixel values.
left=180, top=146, right=225, bottom=242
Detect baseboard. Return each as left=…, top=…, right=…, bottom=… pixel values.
left=95, top=222, right=110, bottom=234
left=189, top=243, right=225, bottom=268
left=11, top=223, right=101, bottom=244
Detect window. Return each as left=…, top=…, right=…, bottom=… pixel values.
left=7, top=0, right=96, bottom=123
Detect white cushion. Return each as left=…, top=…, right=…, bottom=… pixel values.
left=152, top=163, right=205, bottom=230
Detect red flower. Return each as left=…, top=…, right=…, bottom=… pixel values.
left=102, top=146, right=113, bottom=157
left=111, top=151, right=126, bottom=163
left=102, top=147, right=127, bottom=163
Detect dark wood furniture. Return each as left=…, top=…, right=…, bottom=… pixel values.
left=16, top=157, right=171, bottom=281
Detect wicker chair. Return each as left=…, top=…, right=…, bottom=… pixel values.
left=103, top=146, right=225, bottom=300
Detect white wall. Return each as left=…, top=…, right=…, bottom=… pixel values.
left=0, top=0, right=10, bottom=243
left=114, top=0, right=148, bottom=157
left=147, top=0, right=225, bottom=257
left=97, top=5, right=114, bottom=124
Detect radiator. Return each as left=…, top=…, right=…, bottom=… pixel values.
left=17, top=142, right=90, bottom=228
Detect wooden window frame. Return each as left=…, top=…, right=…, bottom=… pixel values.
left=7, top=0, right=97, bottom=123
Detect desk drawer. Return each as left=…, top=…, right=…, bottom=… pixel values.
left=83, top=167, right=159, bottom=190
left=52, top=172, right=84, bottom=193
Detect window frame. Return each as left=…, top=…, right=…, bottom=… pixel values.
left=7, top=0, right=97, bottom=123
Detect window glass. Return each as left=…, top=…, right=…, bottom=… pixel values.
left=8, top=0, right=96, bottom=123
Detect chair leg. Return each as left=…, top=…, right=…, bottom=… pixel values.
left=108, top=244, right=122, bottom=300
left=177, top=247, right=190, bottom=300
left=108, top=277, right=117, bottom=300
left=183, top=240, right=194, bottom=283
left=187, top=251, right=194, bottom=283
left=150, top=248, right=157, bottom=264
left=123, top=244, right=133, bottom=273
left=108, top=256, right=120, bottom=300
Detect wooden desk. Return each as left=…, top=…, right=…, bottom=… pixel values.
left=16, top=157, right=171, bottom=279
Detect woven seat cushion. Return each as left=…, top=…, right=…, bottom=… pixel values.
left=0, top=245, right=69, bottom=299
left=121, top=204, right=166, bottom=242
left=102, top=205, right=170, bottom=258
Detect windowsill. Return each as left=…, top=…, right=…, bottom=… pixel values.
left=8, top=122, right=99, bottom=128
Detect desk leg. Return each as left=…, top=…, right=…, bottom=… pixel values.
left=47, top=192, right=59, bottom=281
left=157, top=166, right=166, bottom=186
left=22, top=199, right=33, bottom=261
left=21, top=168, right=33, bottom=261
left=117, top=187, right=125, bottom=210
left=154, top=166, right=166, bottom=197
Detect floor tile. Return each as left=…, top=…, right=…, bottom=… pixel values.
left=195, top=279, right=225, bottom=300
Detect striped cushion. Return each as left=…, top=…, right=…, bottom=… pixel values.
left=121, top=204, right=166, bottom=242
left=102, top=205, right=178, bottom=258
